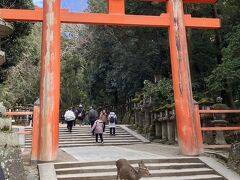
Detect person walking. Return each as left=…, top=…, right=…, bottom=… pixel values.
left=64, top=108, right=76, bottom=133
left=28, top=114, right=33, bottom=127
left=99, top=109, right=107, bottom=132
left=108, top=112, right=117, bottom=135
left=60, top=111, right=65, bottom=124
left=91, top=118, right=104, bottom=143
left=88, top=106, right=98, bottom=135
left=77, top=104, right=85, bottom=126
left=73, top=106, right=79, bottom=126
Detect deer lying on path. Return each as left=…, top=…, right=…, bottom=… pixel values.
left=116, top=159, right=151, bottom=180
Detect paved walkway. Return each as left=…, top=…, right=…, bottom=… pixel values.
left=56, top=144, right=240, bottom=180
left=13, top=125, right=240, bottom=180
left=62, top=146, right=165, bottom=162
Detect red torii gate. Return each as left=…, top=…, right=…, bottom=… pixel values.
left=0, top=0, right=220, bottom=162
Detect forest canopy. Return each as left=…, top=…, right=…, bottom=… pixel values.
left=0, top=0, right=239, bottom=111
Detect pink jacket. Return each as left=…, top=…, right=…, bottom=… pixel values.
left=92, top=119, right=104, bottom=134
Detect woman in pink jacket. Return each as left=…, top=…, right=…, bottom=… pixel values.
left=91, top=119, right=104, bottom=143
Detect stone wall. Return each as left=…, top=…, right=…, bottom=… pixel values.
left=0, top=123, right=25, bottom=179
left=133, top=102, right=177, bottom=144
left=0, top=144, right=26, bottom=180
left=228, top=142, right=240, bottom=175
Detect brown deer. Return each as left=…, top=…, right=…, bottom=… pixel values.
left=116, top=159, right=151, bottom=180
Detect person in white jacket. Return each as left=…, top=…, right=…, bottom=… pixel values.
left=108, top=112, right=117, bottom=135
left=64, top=108, right=76, bottom=132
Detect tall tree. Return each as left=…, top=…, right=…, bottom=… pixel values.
left=0, top=0, right=34, bottom=82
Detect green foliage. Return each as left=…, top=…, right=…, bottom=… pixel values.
left=212, top=103, right=229, bottom=110
left=0, top=0, right=34, bottom=82
left=198, top=98, right=214, bottom=106
left=60, top=24, right=90, bottom=110
left=206, top=25, right=240, bottom=99
left=1, top=126, right=9, bottom=132
left=121, top=111, right=133, bottom=124
left=0, top=24, right=41, bottom=108
left=142, top=78, right=173, bottom=107
left=1, top=0, right=240, bottom=112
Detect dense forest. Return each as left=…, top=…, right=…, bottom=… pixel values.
left=0, top=0, right=239, bottom=112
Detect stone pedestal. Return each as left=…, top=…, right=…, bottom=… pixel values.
left=175, top=122, right=178, bottom=141
left=167, top=120, right=175, bottom=142
left=211, top=119, right=227, bottom=144
left=139, top=111, right=144, bottom=128
left=201, top=106, right=213, bottom=144
left=155, top=121, right=162, bottom=138
left=144, top=111, right=150, bottom=126
left=162, top=121, right=168, bottom=140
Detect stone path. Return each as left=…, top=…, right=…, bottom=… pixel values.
left=13, top=125, right=240, bottom=180
left=24, top=125, right=149, bottom=148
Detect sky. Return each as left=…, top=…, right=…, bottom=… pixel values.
left=33, top=0, right=88, bottom=12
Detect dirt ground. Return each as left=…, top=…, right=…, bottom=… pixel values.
left=21, top=148, right=77, bottom=180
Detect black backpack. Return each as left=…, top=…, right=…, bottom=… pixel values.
left=109, top=116, right=116, bottom=123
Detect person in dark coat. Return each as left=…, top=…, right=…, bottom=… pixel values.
left=77, top=104, right=85, bottom=126
left=88, top=106, right=98, bottom=135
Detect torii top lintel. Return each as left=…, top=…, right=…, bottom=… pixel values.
left=141, top=0, right=218, bottom=3
left=0, top=0, right=220, bottom=29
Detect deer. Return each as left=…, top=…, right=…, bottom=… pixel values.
left=116, top=159, right=151, bottom=180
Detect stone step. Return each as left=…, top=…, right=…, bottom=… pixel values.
left=24, top=125, right=147, bottom=148
left=23, top=142, right=143, bottom=148
left=25, top=139, right=141, bottom=144
left=55, top=163, right=206, bottom=174
left=24, top=127, right=123, bottom=131
left=56, top=168, right=215, bottom=180
left=25, top=134, right=133, bottom=138
left=141, top=174, right=223, bottom=180
left=54, top=158, right=202, bottom=168
left=25, top=138, right=141, bottom=144
left=25, top=132, right=129, bottom=136
left=25, top=136, right=138, bottom=141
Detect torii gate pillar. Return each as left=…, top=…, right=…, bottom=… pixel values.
left=167, top=0, right=203, bottom=155
left=38, top=0, right=61, bottom=161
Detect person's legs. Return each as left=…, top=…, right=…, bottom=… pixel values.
left=110, top=127, right=112, bottom=135
left=91, top=121, right=95, bottom=135
left=79, top=118, right=82, bottom=126
left=113, top=127, right=115, bottom=135
left=103, top=122, right=106, bottom=132
left=100, top=133, right=103, bottom=143
left=69, top=121, right=73, bottom=132
left=95, top=133, right=98, bottom=142
left=90, top=121, right=94, bottom=128
left=67, top=121, right=70, bottom=131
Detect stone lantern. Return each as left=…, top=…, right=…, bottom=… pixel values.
left=0, top=18, right=14, bottom=66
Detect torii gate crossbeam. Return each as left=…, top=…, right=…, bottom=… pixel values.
left=0, top=0, right=220, bottom=161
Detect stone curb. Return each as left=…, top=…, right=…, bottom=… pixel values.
left=204, top=150, right=228, bottom=163
left=120, top=125, right=150, bottom=143
left=199, top=156, right=240, bottom=180
left=38, top=163, right=57, bottom=180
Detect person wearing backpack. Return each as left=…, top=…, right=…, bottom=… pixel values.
left=108, top=112, right=117, bottom=135
left=77, top=104, right=85, bottom=126
left=64, top=108, right=76, bottom=132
